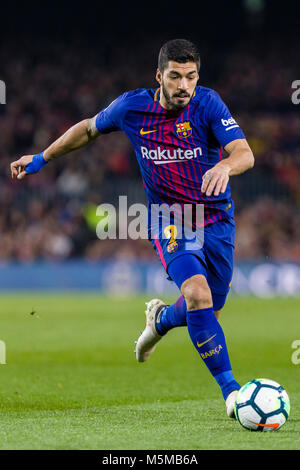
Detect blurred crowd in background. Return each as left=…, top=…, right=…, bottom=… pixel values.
left=0, top=31, right=299, bottom=263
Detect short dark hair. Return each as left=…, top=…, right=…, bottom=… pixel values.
left=158, top=39, right=200, bottom=72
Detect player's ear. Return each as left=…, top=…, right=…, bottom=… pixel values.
left=156, top=68, right=162, bottom=86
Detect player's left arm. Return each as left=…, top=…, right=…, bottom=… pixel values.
left=201, top=138, right=255, bottom=196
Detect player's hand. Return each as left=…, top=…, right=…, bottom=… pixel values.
left=201, top=163, right=231, bottom=196
left=10, top=155, right=34, bottom=180
left=11, top=152, right=48, bottom=180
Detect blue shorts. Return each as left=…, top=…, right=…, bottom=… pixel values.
left=151, top=218, right=235, bottom=310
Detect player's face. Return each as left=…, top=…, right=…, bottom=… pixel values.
left=156, top=61, right=199, bottom=110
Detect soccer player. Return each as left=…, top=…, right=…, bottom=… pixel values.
left=10, top=39, right=254, bottom=418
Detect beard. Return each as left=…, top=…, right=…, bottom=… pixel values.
left=161, top=82, right=192, bottom=110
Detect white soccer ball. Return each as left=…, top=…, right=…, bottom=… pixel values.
left=234, top=378, right=290, bottom=431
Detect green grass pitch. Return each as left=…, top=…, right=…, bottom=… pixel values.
left=0, top=294, right=299, bottom=450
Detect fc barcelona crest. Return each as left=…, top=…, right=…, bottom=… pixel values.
left=175, top=121, right=192, bottom=139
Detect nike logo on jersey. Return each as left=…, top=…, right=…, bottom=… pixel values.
left=197, top=334, right=217, bottom=348
left=140, top=128, right=157, bottom=135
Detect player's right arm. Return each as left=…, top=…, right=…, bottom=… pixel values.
left=10, top=116, right=100, bottom=180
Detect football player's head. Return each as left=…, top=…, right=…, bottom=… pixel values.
left=156, top=39, right=200, bottom=110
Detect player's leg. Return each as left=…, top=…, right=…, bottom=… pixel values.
left=135, top=253, right=206, bottom=362
left=155, top=291, right=222, bottom=335
left=135, top=253, right=225, bottom=361
left=211, top=292, right=229, bottom=320
left=135, top=219, right=231, bottom=361
left=214, top=310, right=221, bottom=320
left=155, top=253, right=226, bottom=336
left=179, top=271, right=240, bottom=416
left=211, top=292, right=230, bottom=320
left=185, top=218, right=239, bottom=415
left=163, top=220, right=236, bottom=338
left=155, top=261, right=231, bottom=334
left=154, top=254, right=239, bottom=415
left=154, top=295, right=187, bottom=335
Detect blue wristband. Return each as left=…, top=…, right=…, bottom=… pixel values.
left=25, top=152, right=48, bottom=174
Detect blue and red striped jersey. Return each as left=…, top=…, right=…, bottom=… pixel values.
left=95, top=86, right=245, bottom=226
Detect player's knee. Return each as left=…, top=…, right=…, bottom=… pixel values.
left=181, top=275, right=213, bottom=310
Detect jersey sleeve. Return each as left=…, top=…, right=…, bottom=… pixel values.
left=205, top=90, right=245, bottom=147
left=95, top=92, right=128, bottom=134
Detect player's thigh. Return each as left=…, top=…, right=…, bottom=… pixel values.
left=150, top=225, right=227, bottom=311
left=167, top=254, right=213, bottom=310
left=204, top=219, right=235, bottom=308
